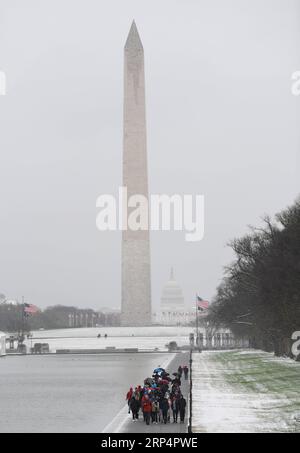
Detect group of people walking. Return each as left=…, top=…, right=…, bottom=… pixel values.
left=126, top=365, right=188, bottom=426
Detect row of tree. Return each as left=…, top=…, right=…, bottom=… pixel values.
left=0, top=304, right=121, bottom=333
left=209, top=198, right=300, bottom=357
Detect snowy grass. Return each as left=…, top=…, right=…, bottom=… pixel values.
left=193, top=350, right=300, bottom=433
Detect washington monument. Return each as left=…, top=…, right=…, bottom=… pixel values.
left=121, top=21, right=152, bottom=326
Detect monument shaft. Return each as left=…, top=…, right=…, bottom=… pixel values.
left=121, top=22, right=152, bottom=326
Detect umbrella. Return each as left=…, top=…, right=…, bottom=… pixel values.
left=153, top=367, right=165, bottom=374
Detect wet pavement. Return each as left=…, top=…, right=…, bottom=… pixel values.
left=120, top=352, right=190, bottom=434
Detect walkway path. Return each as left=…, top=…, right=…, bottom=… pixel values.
left=120, top=352, right=190, bottom=434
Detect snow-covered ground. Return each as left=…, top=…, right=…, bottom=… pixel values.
left=26, top=326, right=196, bottom=352
left=30, top=326, right=194, bottom=338
left=192, top=350, right=300, bottom=433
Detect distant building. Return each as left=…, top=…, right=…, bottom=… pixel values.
left=0, top=332, right=6, bottom=356
left=160, top=269, right=194, bottom=326
left=2, top=299, right=18, bottom=306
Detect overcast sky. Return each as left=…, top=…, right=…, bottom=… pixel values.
left=0, top=0, right=299, bottom=311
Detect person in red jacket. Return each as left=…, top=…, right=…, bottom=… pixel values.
left=142, top=395, right=152, bottom=425
left=141, top=392, right=148, bottom=421
left=126, top=387, right=133, bottom=414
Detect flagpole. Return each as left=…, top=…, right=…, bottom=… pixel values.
left=22, top=296, right=24, bottom=338
left=196, top=294, right=199, bottom=351
left=21, top=296, right=25, bottom=347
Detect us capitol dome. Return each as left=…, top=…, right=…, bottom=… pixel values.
left=160, top=268, right=193, bottom=326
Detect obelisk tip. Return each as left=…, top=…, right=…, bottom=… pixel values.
left=125, top=20, right=143, bottom=51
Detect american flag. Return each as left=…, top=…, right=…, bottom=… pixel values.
left=24, top=303, right=39, bottom=315
left=196, top=295, right=209, bottom=311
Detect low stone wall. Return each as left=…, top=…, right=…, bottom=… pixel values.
left=56, top=348, right=140, bottom=354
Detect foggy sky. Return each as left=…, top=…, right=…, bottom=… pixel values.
left=0, top=0, right=299, bottom=311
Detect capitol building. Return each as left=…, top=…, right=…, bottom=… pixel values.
left=157, top=268, right=195, bottom=326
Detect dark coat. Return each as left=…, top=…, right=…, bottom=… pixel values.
left=177, top=398, right=186, bottom=412
left=160, top=398, right=169, bottom=413
left=130, top=397, right=140, bottom=413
